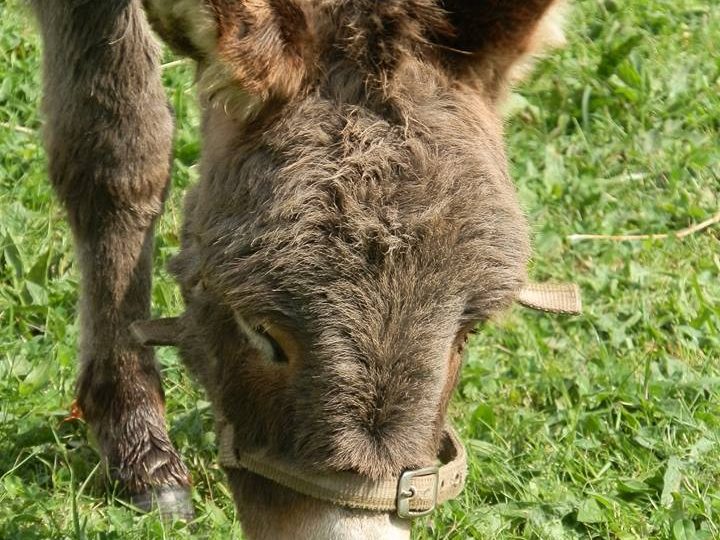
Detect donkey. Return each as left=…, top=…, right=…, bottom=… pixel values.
left=31, top=0, right=567, bottom=538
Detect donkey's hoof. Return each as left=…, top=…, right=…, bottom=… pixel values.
left=131, top=486, right=195, bottom=521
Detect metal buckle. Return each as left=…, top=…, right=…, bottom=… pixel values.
left=396, top=466, right=440, bottom=519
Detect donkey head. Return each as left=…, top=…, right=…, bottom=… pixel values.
left=143, top=0, right=566, bottom=537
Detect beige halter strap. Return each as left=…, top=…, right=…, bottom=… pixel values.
left=217, top=421, right=467, bottom=519
left=129, top=281, right=582, bottom=519
left=516, top=282, right=582, bottom=315
left=130, top=281, right=582, bottom=346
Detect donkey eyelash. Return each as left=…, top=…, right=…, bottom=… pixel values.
left=234, top=314, right=288, bottom=363
left=254, top=326, right=289, bottom=364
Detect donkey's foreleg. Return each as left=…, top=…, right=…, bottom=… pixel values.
left=32, top=1, right=191, bottom=518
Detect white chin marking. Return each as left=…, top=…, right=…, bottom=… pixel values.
left=304, top=509, right=412, bottom=540
left=247, top=507, right=412, bottom=540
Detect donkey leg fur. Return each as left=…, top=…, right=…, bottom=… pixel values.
left=32, top=0, right=191, bottom=517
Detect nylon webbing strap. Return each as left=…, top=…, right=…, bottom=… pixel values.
left=517, top=282, right=582, bottom=315
left=130, top=283, right=582, bottom=347
left=130, top=282, right=579, bottom=518
left=217, top=422, right=467, bottom=516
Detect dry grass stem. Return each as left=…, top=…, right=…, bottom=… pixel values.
left=568, top=210, right=720, bottom=242
left=0, top=121, right=35, bottom=135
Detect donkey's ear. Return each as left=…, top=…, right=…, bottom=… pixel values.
left=207, top=0, right=309, bottom=99
left=436, top=0, right=567, bottom=95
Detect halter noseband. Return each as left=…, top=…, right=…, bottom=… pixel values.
left=217, top=420, right=467, bottom=519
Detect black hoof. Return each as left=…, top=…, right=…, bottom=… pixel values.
left=130, top=486, right=195, bottom=521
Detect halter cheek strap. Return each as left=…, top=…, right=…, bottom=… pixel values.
left=128, top=281, right=582, bottom=519
left=516, top=282, right=582, bottom=315
left=129, top=282, right=583, bottom=347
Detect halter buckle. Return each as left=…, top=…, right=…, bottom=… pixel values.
left=396, top=466, right=439, bottom=519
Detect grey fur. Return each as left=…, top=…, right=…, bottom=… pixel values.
left=31, top=0, right=564, bottom=533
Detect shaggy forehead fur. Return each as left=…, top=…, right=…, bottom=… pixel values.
left=160, top=0, right=561, bottom=479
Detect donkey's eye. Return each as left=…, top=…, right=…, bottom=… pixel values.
left=255, top=325, right=289, bottom=364
left=234, top=314, right=292, bottom=364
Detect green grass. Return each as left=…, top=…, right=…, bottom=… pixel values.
left=1, top=0, right=718, bottom=538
